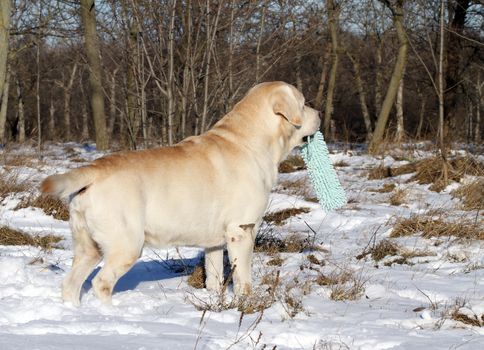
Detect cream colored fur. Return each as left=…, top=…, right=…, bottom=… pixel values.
left=41, top=81, right=321, bottom=305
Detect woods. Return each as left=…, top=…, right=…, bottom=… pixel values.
left=0, top=0, right=482, bottom=150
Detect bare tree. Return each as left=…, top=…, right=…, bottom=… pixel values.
left=369, top=0, right=408, bottom=152
left=395, top=70, right=405, bottom=142
left=0, top=0, right=9, bottom=100
left=55, top=61, right=78, bottom=140
left=80, top=0, right=108, bottom=150
left=324, top=0, right=340, bottom=140
left=14, top=70, right=25, bottom=142
left=0, top=0, right=11, bottom=144
left=345, top=48, right=373, bottom=140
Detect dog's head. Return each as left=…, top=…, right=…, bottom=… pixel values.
left=241, top=81, right=321, bottom=158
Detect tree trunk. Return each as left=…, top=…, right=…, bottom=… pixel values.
left=166, top=0, right=177, bottom=145
left=476, top=72, right=482, bottom=144
left=0, top=0, right=10, bottom=105
left=14, top=71, right=25, bottom=143
left=438, top=0, right=448, bottom=185
left=324, top=0, right=340, bottom=141
left=395, top=72, right=404, bottom=142
left=36, top=40, right=41, bottom=152
left=444, top=0, right=471, bottom=137
left=180, top=0, right=192, bottom=139
left=107, top=68, right=118, bottom=137
left=0, top=0, right=10, bottom=146
left=0, top=64, right=10, bottom=145
left=80, top=0, right=108, bottom=150
left=81, top=100, right=89, bottom=140
left=200, top=0, right=221, bottom=134
left=59, top=62, right=78, bottom=141
left=346, top=49, right=372, bottom=140
left=415, top=95, right=426, bottom=139
left=255, top=0, right=268, bottom=83
left=369, top=0, right=408, bottom=153
left=49, top=97, right=55, bottom=140
left=126, top=21, right=140, bottom=149
left=374, top=41, right=383, bottom=119
left=314, top=45, right=331, bottom=111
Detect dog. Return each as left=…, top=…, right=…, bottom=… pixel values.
left=41, top=81, right=321, bottom=305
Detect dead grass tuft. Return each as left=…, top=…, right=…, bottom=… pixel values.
left=334, top=160, right=349, bottom=167
left=16, top=194, right=69, bottom=221
left=451, top=179, right=484, bottom=211
left=409, top=156, right=483, bottom=192
left=189, top=271, right=281, bottom=314
left=389, top=188, right=407, bottom=206
left=0, top=226, right=62, bottom=250
left=1, top=154, right=37, bottom=167
left=317, top=268, right=366, bottom=301
left=0, top=171, right=31, bottom=199
left=278, top=179, right=316, bottom=202
left=263, top=207, right=310, bottom=226
left=187, top=265, right=206, bottom=289
left=368, top=165, right=392, bottom=180
left=451, top=311, right=482, bottom=327
left=267, top=256, right=284, bottom=266
left=368, top=183, right=396, bottom=193
left=370, top=239, right=399, bottom=262
left=278, top=155, right=306, bottom=173
left=391, top=216, right=483, bottom=240
left=307, top=254, right=324, bottom=265
left=368, top=156, right=483, bottom=192
left=255, top=231, right=320, bottom=254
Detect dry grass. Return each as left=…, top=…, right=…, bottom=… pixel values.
left=0, top=226, right=62, bottom=250
left=368, top=165, right=393, bottom=180
left=389, top=188, right=407, bottom=206
left=368, top=183, right=396, bottom=193
left=409, top=156, right=483, bottom=192
left=370, top=239, right=399, bottom=262
left=267, top=256, right=284, bottom=266
left=391, top=215, right=483, bottom=240
left=0, top=170, right=31, bottom=199
left=368, top=156, right=483, bottom=192
left=278, top=155, right=306, bottom=173
left=451, top=310, right=483, bottom=327
left=315, top=268, right=366, bottom=301
left=334, top=160, right=349, bottom=167
left=255, top=231, right=320, bottom=255
left=1, top=154, right=37, bottom=168
left=278, top=179, right=316, bottom=202
left=187, top=265, right=206, bottom=289
left=189, top=271, right=281, bottom=314
left=263, top=207, right=311, bottom=225
left=451, top=179, right=484, bottom=211
left=16, top=194, right=69, bottom=221
left=307, top=254, right=324, bottom=265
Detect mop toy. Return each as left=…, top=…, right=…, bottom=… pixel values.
left=300, top=131, right=347, bottom=211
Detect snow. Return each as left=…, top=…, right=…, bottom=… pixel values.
left=1, top=143, right=483, bottom=349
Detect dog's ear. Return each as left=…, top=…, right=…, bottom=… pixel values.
left=272, top=90, right=302, bottom=127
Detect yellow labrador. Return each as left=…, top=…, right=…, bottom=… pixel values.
left=41, top=81, right=321, bottom=305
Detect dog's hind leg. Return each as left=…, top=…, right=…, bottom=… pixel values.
left=205, top=246, right=224, bottom=292
left=91, top=230, right=144, bottom=304
left=62, top=211, right=102, bottom=306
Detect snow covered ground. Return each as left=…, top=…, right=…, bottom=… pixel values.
left=0, top=143, right=483, bottom=350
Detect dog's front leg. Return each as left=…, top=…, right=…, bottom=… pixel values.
left=204, top=246, right=224, bottom=292
left=225, top=223, right=255, bottom=296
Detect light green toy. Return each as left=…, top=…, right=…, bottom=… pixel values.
left=300, top=131, right=346, bottom=211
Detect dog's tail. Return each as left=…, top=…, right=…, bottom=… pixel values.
left=41, top=167, right=98, bottom=199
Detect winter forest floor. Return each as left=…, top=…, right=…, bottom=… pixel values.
left=0, top=142, right=483, bottom=350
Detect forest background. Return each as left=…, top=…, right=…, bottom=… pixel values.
left=0, top=0, right=482, bottom=152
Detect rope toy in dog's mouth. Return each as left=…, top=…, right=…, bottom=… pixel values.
left=300, top=131, right=346, bottom=211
